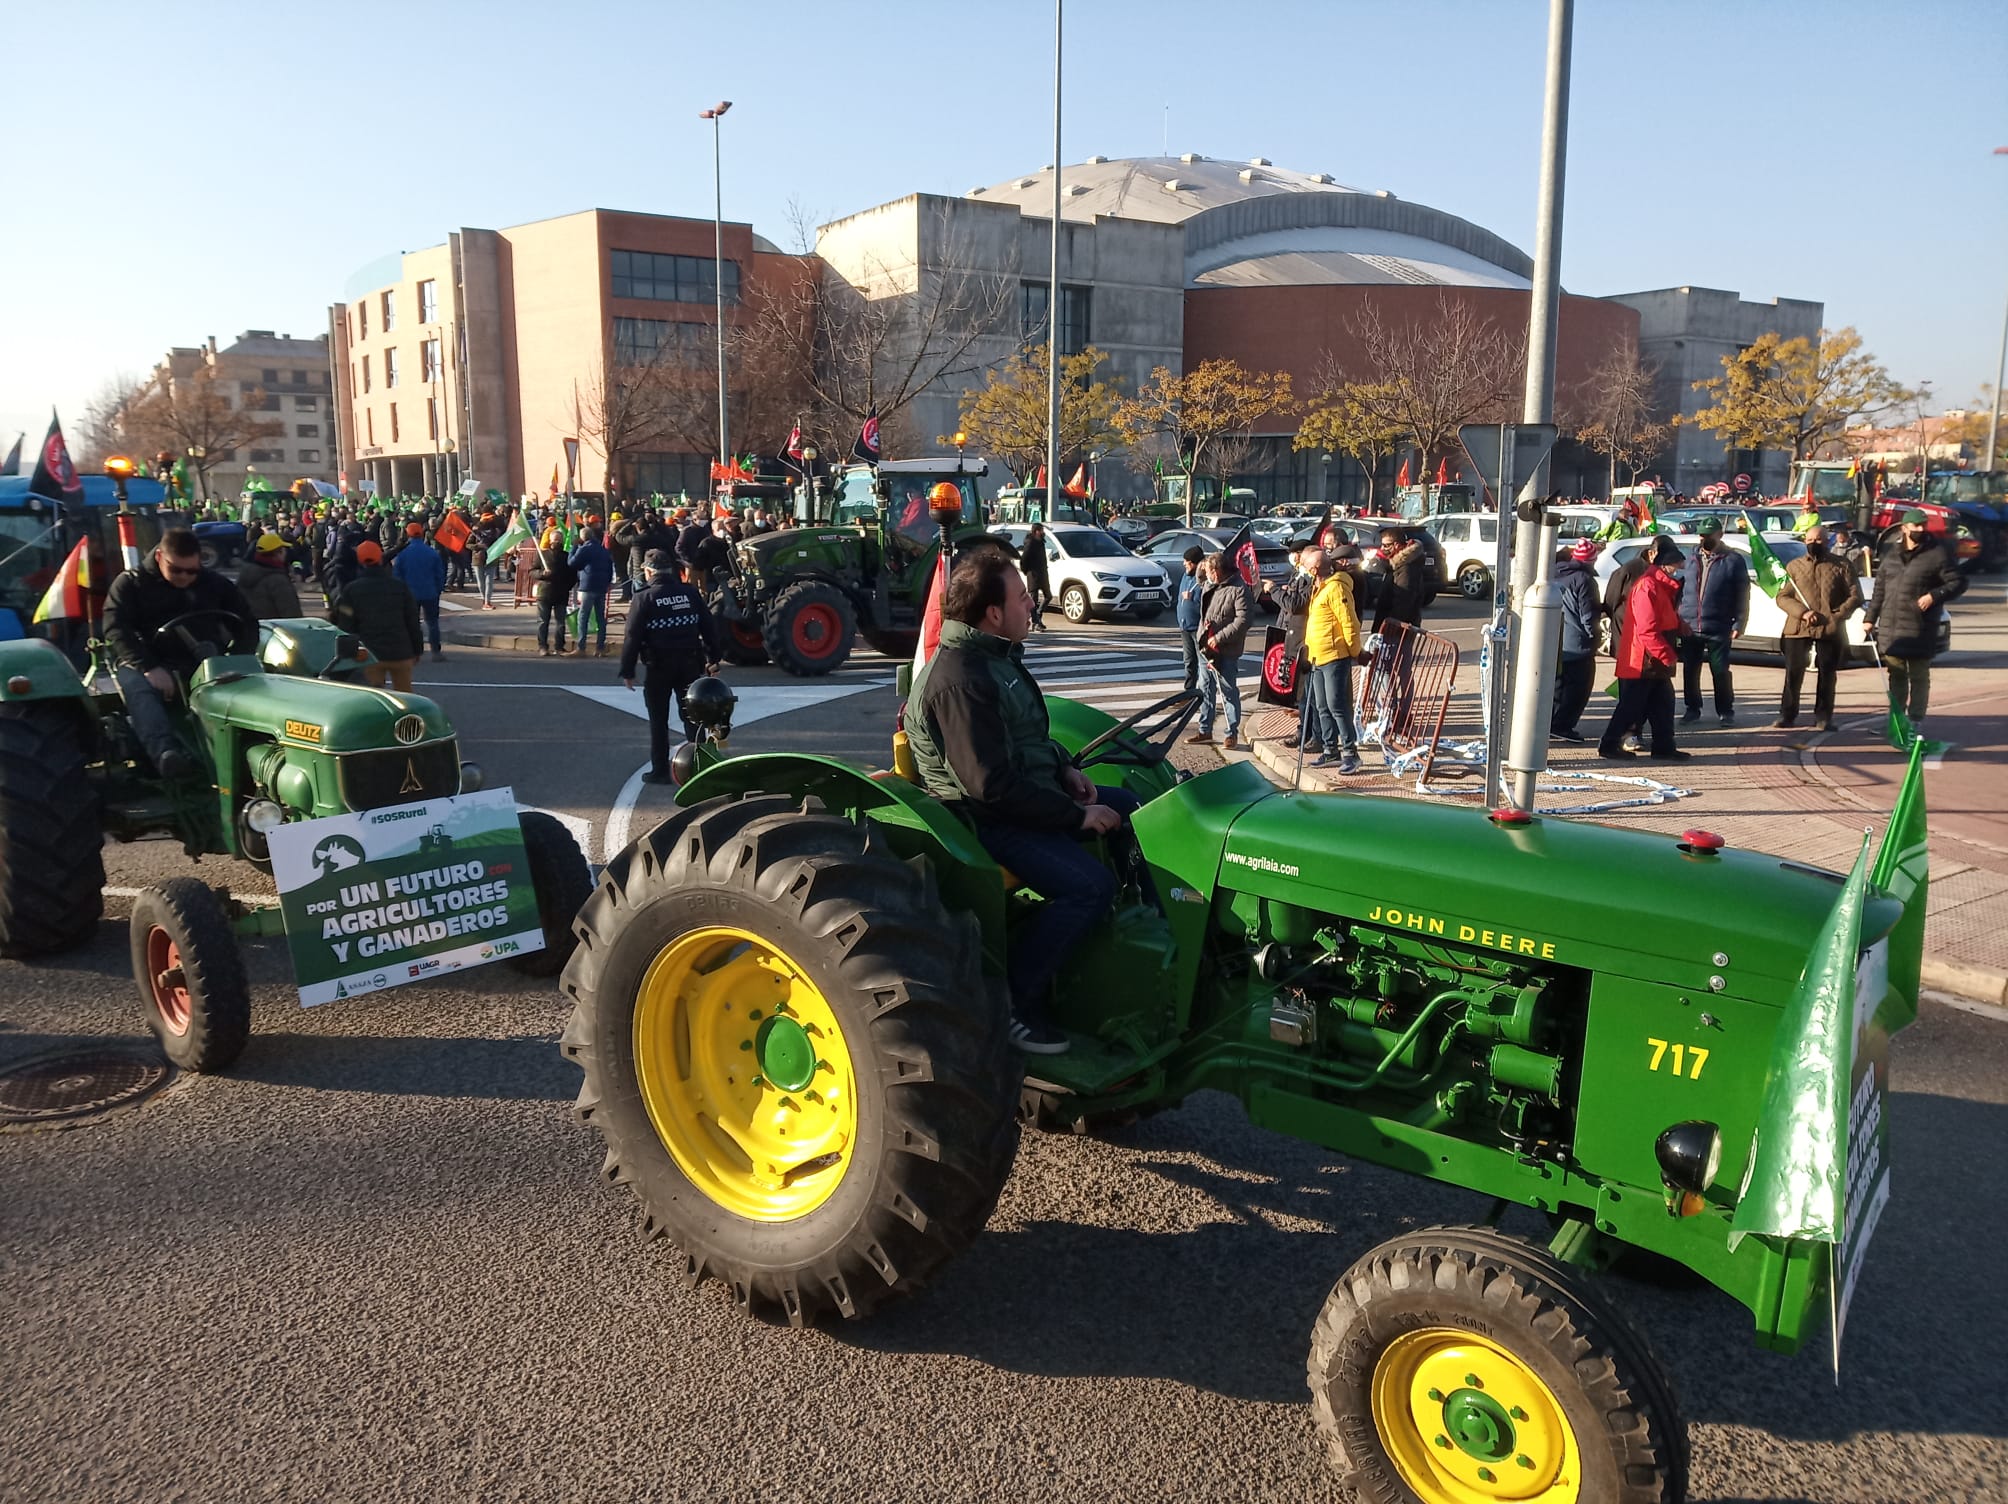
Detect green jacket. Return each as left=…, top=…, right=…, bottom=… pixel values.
left=906, top=619, right=1085, bottom=832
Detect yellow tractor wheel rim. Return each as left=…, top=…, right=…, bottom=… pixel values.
left=633, top=924, right=857, bottom=1222
left=1369, top=1326, right=1581, bottom=1504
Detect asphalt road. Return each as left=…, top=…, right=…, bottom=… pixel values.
left=4, top=599, right=2006, bottom=1504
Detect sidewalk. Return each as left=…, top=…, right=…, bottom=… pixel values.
left=1238, top=599, right=2008, bottom=1009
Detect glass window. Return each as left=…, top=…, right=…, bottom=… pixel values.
left=609, top=248, right=740, bottom=305
left=294, top=396, right=317, bottom=410
left=427, top=398, right=438, bottom=441
left=385, top=347, right=400, bottom=388
left=366, top=409, right=374, bottom=445
left=389, top=403, right=399, bottom=443
left=361, top=355, right=371, bottom=394
left=1019, top=283, right=1090, bottom=355
left=292, top=370, right=308, bottom=385
left=259, top=393, right=281, bottom=412
left=382, top=289, right=397, bottom=331
left=298, top=449, right=321, bottom=463
left=296, top=424, right=319, bottom=438
left=421, top=337, right=442, bottom=383
left=357, top=301, right=368, bottom=339
left=418, top=279, right=438, bottom=324
left=263, top=369, right=279, bottom=384
left=612, top=317, right=707, bottom=365
left=1058, top=529, right=1127, bottom=558
left=623, top=451, right=712, bottom=497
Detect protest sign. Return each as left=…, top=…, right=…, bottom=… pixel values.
left=268, top=786, right=545, bottom=1006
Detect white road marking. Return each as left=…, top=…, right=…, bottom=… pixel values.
left=519, top=805, right=595, bottom=862
left=603, top=762, right=650, bottom=864
left=559, top=682, right=883, bottom=724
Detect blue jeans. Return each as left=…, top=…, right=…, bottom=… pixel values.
left=114, top=664, right=184, bottom=769
left=974, top=786, right=1144, bottom=1017
left=475, top=560, right=496, bottom=606
left=1197, top=653, right=1241, bottom=737
left=416, top=599, right=440, bottom=653
left=1307, top=658, right=1357, bottom=753
left=578, top=588, right=609, bottom=649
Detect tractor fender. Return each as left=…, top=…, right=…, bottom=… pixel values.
left=0, top=638, right=90, bottom=704
left=675, top=752, right=1007, bottom=956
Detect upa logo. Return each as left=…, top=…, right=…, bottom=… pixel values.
left=311, top=833, right=368, bottom=876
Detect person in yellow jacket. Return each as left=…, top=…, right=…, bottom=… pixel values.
left=1302, top=544, right=1363, bottom=773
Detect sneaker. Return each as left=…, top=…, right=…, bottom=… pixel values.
left=1008, top=1013, right=1070, bottom=1055
left=539, top=648, right=553, bottom=657
left=1650, top=748, right=1693, bottom=762
left=1598, top=747, right=1636, bottom=761
left=1338, top=754, right=1361, bottom=775
left=1310, top=753, right=1338, bottom=768
left=640, top=770, right=674, bottom=786
left=1301, top=742, right=1324, bottom=756
left=1550, top=728, right=1585, bottom=743
left=1680, top=707, right=1702, bottom=724
left=1770, top=718, right=1796, bottom=730
left=1718, top=712, right=1735, bottom=728
left=1621, top=733, right=1642, bottom=753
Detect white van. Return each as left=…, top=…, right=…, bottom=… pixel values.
left=1425, top=508, right=1613, bottom=599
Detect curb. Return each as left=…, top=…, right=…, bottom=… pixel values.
left=1242, top=730, right=2008, bottom=1013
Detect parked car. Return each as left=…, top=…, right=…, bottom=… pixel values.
left=989, top=522, right=1172, bottom=623
left=1588, top=533, right=1923, bottom=664
left=1135, top=527, right=1293, bottom=611
left=1106, top=514, right=1180, bottom=548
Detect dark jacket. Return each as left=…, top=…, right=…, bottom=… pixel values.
left=1553, top=558, right=1600, bottom=660
left=236, top=557, right=302, bottom=621
left=1198, top=575, right=1253, bottom=663
left=568, top=538, right=615, bottom=594
left=535, top=546, right=578, bottom=606
left=906, top=619, right=1087, bottom=834
left=676, top=521, right=709, bottom=567
left=1370, top=539, right=1425, bottom=633
left=618, top=574, right=719, bottom=681
left=1019, top=531, right=1052, bottom=591
left=1779, top=546, right=1862, bottom=641
left=687, top=531, right=730, bottom=580
left=1175, top=566, right=1204, bottom=631
left=1864, top=536, right=1965, bottom=658
left=613, top=519, right=669, bottom=580
left=104, top=558, right=257, bottom=673
left=330, top=567, right=424, bottom=664
left=1678, top=543, right=1751, bottom=639
left=391, top=539, right=446, bottom=603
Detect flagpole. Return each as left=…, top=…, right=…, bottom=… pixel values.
left=1043, top=0, right=1063, bottom=535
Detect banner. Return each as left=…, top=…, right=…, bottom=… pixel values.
left=268, top=787, right=545, bottom=1006
left=456, top=477, right=480, bottom=498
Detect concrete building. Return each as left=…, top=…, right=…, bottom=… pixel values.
left=1606, top=286, right=1825, bottom=498
left=332, top=209, right=810, bottom=503
left=133, top=332, right=335, bottom=501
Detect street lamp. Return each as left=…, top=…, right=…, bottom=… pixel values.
left=1986, top=147, right=2008, bottom=471
left=186, top=445, right=206, bottom=505
left=1088, top=447, right=1103, bottom=507
left=700, top=101, right=733, bottom=483
left=800, top=443, right=818, bottom=520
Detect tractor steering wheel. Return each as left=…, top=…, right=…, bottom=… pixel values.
left=1070, top=687, right=1203, bottom=770
left=152, top=608, right=250, bottom=669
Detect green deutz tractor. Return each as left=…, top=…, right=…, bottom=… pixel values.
left=711, top=457, right=995, bottom=675
left=561, top=636, right=1925, bottom=1498
left=0, top=613, right=591, bottom=1072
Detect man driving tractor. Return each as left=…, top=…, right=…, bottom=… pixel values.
left=101, top=527, right=256, bottom=779
left=903, top=549, right=1143, bottom=1056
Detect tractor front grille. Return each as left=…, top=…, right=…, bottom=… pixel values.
left=335, top=738, right=461, bottom=812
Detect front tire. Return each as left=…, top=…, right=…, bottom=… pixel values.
left=1458, top=563, right=1491, bottom=600
left=561, top=794, right=1020, bottom=1325
left=1308, top=1224, right=1687, bottom=1503
left=508, top=810, right=593, bottom=977
left=763, top=580, right=857, bottom=676
left=1060, top=584, right=1092, bottom=624
left=860, top=628, right=920, bottom=660
left=131, top=879, right=251, bottom=1073
left=0, top=703, right=105, bottom=958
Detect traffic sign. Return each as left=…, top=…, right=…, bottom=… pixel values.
left=1458, top=423, right=1558, bottom=504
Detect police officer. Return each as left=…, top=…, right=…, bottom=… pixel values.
left=620, top=549, right=722, bottom=784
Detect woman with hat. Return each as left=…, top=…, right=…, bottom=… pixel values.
left=236, top=531, right=302, bottom=621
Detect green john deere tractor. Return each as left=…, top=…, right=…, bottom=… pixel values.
left=711, top=456, right=997, bottom=675
left=561, top=638, right=1924, bottom=1498
left=0, top=612, right=592, bottom=1073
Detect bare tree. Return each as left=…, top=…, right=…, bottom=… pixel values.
left=1343, top=293, right=1523, bottom=479
left=1574, top=341, right=1670, bottom=495
left=574, top=343, right=689, bottom=497
left=73, top=373, right=142, bottom=469
left=119, top=368, right=284, bottom=502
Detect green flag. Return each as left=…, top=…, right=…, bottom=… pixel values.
left=1884, top=699, right=1950, bottom=760
left=485, top=511, right=532, bottom=563
left=1728, top=833, right=1873, bottom=1251
left=1743, top=514, right=1789, bottom=598
left=1869, top=737, right=1929, bottom=1030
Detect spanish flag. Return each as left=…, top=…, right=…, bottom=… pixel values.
left=31, top=537, right=90, bottom=624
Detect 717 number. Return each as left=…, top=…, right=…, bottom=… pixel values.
left=1647, top=1038, right=1709, bottom=1080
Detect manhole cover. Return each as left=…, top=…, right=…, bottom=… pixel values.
left=0, top=1049, right=171, bottom=1124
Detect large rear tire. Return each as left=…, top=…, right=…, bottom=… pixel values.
left=718, top=617, right=771, bottom=667
left=763, top=580, right=857, bottom=677
left=1308, top=1224, right=1687, bottom=1503
left=131, top=879, right=251, bottom=1073
left=508, top=810, right=593, bottom=977
left=561, top=793, right=1019, bottom=1325
left=0, top=703, right=105, bottom=958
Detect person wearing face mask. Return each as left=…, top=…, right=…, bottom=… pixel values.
left=1773, top=524, right=1862, bottom=732
left=1863, top=509, right=1965, bottom=733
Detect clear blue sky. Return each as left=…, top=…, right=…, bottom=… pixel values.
left=5, top=0, right=2004, bottom=452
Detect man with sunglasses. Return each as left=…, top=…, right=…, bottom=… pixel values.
left=102, top=528, right=256, bottom=779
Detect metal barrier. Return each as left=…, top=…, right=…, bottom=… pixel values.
left=1354, top=621, right=1460, bottom=785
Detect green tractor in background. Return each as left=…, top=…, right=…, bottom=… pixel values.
left=712, top=455, right=995, bottom=675
left=562, top=586, right=1923, bottom=1498
left=0, top=611, right=592, bottom=1073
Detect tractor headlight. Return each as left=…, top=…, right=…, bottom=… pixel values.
left=243, top=799, right=286, bottom=835
left=1654, top=1119, right=1722, bottom=1216
left=459, top=761, right=484, bottom=793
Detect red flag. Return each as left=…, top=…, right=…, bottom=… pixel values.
left=1435, top=456, right=1450, bottom=485
left=31, top=537, right=90, bottom=624
left=435, top=512, right=472, bottom=553
left=1396, top=458, right=1410, bottom=488
left=911, top=550, right=948, bottom=676
left=785, top=421, right=803, bottom=462
left=1062, top=464, right=1088, bottom=498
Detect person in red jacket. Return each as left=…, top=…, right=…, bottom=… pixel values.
left=1598, top=537, right=1691, bottom=762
